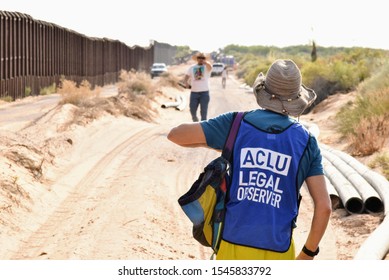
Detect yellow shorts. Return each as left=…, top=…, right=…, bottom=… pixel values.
left=216, top=239, right=295, bottom=260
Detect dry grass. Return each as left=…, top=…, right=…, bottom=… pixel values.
left=115, top=70, right=159, bottom=121
left=0, top=70, right=165, bottom=219
left=40, top=83, right=57, bottom=96
left=118, top=70, right=155, bottom=98
left=347, top=115, right=389, bottom=156
left=58, top=79, right=101, bottom=106
left=0, top=177, right=31, bottom=211
left=57, top=71, right=163, bottom=126
left=5, top=150, right=44, bottom=179
left=0, top=96, right=13, bottom=102
left=336, top=88, right=389, bottom=156
left=369, top=152, right=389, bottom=180
left=0, top=144, right=35, bottom=211
left=156, top=72, right=183, bottom=89
left=1, top=136, right=46, bottom=180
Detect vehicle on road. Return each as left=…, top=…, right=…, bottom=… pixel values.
left=211, top=63, right=225, bottom=77
left=150, top=63, right=168, bottom=78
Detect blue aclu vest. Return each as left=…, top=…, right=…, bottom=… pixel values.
left=222, top=120, right=310, bottom=252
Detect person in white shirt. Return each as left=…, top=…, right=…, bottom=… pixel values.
left=184, top=52, right=213, bottom=122
left=222, top=66, right=228, bottom=89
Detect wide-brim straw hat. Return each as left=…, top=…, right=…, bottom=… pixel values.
left=191, top=52, right=211, bottom=61
left=253, top=59, right=316, bottom=117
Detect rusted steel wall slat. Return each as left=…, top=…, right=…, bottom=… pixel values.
left=0, top=11, right=176, bottom=100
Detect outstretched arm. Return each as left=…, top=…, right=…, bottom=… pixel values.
left=167, top=122, right=208, bottom=148
left=296, top=175, right=332, bottom=260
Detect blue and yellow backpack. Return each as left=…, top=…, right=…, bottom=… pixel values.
left=178, top=112, right=245, bottom=256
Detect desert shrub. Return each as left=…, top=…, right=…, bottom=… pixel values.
left=343, top=63, right=389, bottom=129
left=244, top=64, right=270, bottom=86
left=40, top=83, right=57, bottom=95
left=358, top=63, right=389, bottom=95
left=25, top=86, right=32, bottom=96
left=157, top=71, right=182, bottom=89
left=235, top=54, right=260, bottom=80
left=346, top=115, right=389, bottom=155
left=116, top=70, right=158, bottom=121
left=233, top=47, right=387, bottom=105
left=300, top=60, right=328, bottom=85
left=118, top=70, right=156, bottom=99
left=329, top=61, right=362, bottom=90
left=56, top=72, right=158, bottom=124
left=337, top=88, right=389, bottom=134
left=0, top=96, right=13, bottom=102
left=302, top=59, right=362, bottom=94
left=58, top=79, right=101, bottom=106
left=368, top=153, right=389, bottom=180
left=336, top=88, right=389, bottom=155
left=240, top=54, right=364, bottom=93
left=236, top=55, right=272, bottom=85
left=301, top=60, right=335, bottom=103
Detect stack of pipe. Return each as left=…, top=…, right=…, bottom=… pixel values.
left=320, top=144, right=389, bottom=259
left=322, top=148, right=383, bottom=214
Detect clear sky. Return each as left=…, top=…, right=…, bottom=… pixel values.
left=2, top=0, right=388, bottom=53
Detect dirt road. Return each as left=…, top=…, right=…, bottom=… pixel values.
left=0, top=64, right=381, bottom=260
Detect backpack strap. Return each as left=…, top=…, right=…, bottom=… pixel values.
left=209, top=112, right=245, bottom=260
left=221, top=111, right=245, bottom=161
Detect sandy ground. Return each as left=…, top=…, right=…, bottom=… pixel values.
left=0, top=63, right=386, bottom=260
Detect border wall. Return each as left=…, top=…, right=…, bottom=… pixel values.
left=0, top=11, right=178, bottom=100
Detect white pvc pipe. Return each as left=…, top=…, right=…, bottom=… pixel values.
left=321, top=148, right=383, bottom=214
left=322, top=157, right=364, bottom=214
left=324, top=176, right=341, bottom=210
left=321, top=144, right=389, bottom=215
left=320, top=144, right=389, bottom=260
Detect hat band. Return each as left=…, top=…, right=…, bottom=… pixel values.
left=263, top=83, right=302, bottom=102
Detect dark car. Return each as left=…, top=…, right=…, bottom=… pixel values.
left=150, top=63, right=168, bottom=78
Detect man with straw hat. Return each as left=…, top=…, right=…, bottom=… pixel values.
left=183, top=52, right=213, bottom=122
left=168, top=59, right=331, bottom=260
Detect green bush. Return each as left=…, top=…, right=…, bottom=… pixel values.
left=330, top=61, right=361, bottom=90
left=337, top=87, right=389, bottom=133
left=220, top=44, right=389, bottom=155
left=244, top=63, right=271, bottom=86
left=369, top=153, right=389, bottom=180
left=336, top=61, right=389, bottom=135
left=40, top=83, right=57, bottom=95
left=300, top=59, right=330, bottom=86
left=25, top=86, right=32, bottom=96
left=335, top=87, right=389, bottom=155
left=0, top=96, right=13, bottom=102
left=358, top=63, right=389, bottom=94
left=227, top=45, right=388, bottom=97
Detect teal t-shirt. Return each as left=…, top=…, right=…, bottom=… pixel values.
left=200, top=109, right=324, bottom=188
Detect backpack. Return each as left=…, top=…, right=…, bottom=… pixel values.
left=177, top=112, right=245, bottom=256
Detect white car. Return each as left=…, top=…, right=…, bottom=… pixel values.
left=150, top=63, right=168, bottom=78
left=211, top=63, right=225, bottom=77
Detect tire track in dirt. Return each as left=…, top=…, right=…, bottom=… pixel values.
left=2, top=69, right=341, bottom=260
left=10, top=120, right=220, bottom=260
left=168, top=148, right=220, bottom=259
left=119, top=126, right=219, bottom=260
left=11, top=124, right=161, bottom=259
